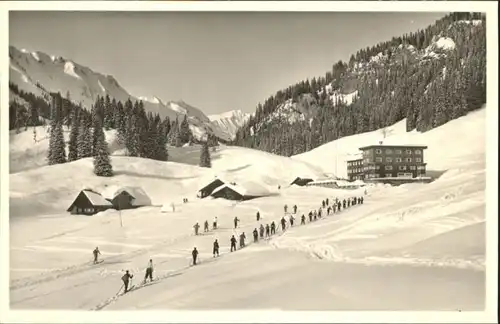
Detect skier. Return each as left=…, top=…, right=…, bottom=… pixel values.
left=193, top=222, right=200, bottom=235
left=301, top=214, right=306, bottom=225
left=357, top=197, right=361, bottom=205
left=204, top=220, right=209, bottom=232
left=342, top=199, right=346, bottom=209
left=289, top=214, right=295, bottom=227
left=259, top=224, right=265, bottom=238
left=318, top=208, right=322, bottom=218
left=347, top=199, right=351, bottom=208
left=239, top=232, right=246, bottom=248
left=308, top=211, right=313, bottom=222
left=192, top=247, right=199, bottom=265
left=234, top=216, right=240, bottom=229
left=121, top=270, right=134, bottom=294
left=337, top=201, right=341, bottom=211
left=313, top=210, right=317, bottom=221
left=293, top=205, right=297, bottom=214
left=213, top=216, right=218, bottom=230
left=270, top=222, right=276, bottom=235
left=361, top=197, right=364, bottom=204
left=284, top=204, right=288, bottom=214
left=327, top=206, right=331, bottom=215
left=213, top=239, right=219, bottom=257
left=326, top=198, right=329, bottom=206
left=253, top=228, right=259, bottom=243
left=265, top=224, right=270, bottom=238
left=280, top=217, right=286, bottom=231
left=93, top=246, right=101, bottom=264
left=256, top=211, right=261, bottom=221
left=230, top=235, right=237, bottom=252
left=143, top=259, right=153, bottom=283
left=322, top=200, right=325, bottom=208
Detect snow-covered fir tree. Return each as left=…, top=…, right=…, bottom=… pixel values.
left=47, top=95, right=67, bottom=165
left=93, top=119, right=113, bottom=177
left=67, top=107, right=80, bottom=162
left=77, top=114, right=93, bottom=158
left=199, top=141, right=211, bottom=168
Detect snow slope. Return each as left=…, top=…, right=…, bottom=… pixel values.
left=8, top=107, right=488, bottom=311
left=292, top=107, right=486, bottom=179
left=8, top=46, right=233, bottom=141
left=208, top=110, right=251, bottom=140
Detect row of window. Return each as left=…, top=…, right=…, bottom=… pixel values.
left=365, top=173, right=415, bottom=179
left=373, top=149, right=422, bottom=155
left=348, top=160, right=363, bottom=166
left=77, top=207, right=95, bottom=213
left=364, top=157, right=422, bottom=163
left=349, top=165, right=425, bottom=173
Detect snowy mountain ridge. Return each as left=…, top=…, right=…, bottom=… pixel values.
left=8, top=45, right=236, bottom=142
left=208, top=110, right=251, bottom=140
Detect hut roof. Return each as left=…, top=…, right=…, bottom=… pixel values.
left=101, top=185, right=152, bottom=206
left=211, top=180, right=274, bottom=198
left=67, top=189, right=113, bottom=211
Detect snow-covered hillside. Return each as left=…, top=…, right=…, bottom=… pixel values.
left=8, top=107, right=489, bottom=312
left=9, top=145, right=325, bottom=218
left=8, top=46, right=232, bottom=141
left=208, top=110, right=251, bottom=140
left=293, top=107, right=486, bottom=179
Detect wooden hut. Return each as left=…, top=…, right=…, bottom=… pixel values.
left=66, top=189, right=113, bottom=215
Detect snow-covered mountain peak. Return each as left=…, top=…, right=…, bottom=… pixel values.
left=8, top=45, right=241, bottom=142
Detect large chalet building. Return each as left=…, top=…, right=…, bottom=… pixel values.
left=347, top=144, right=428, bottom=181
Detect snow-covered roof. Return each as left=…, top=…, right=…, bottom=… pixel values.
left=81, top=190, right=113, bottom=207
left=211, top=180, right=274, bottom=198
left=101, top=185, right=152, bottom=206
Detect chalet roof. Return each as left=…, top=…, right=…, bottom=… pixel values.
left=67, top=190, right=113, bottom=211
left=211, top=180, right=274, bottom=198
left=358, top=144, right=428, bottom=151
left=198, top=176, right=227, bottom=191
left=101, top=185, right=152, bottom=206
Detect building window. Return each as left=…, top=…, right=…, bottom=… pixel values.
left=415, top=158, right=422, bottom=163
left=399, top=166, right=407, bottom=171
left=415, top=150, right=422, bottom=154
left=385, top=174, right=392, bottom=178
left=395, top=149, right=402, bottom=154
left=405, top=149, right=412, bottom=154
left=375, top=149, right=382, bottom=154
left=375, top=165, right=380, bottom=170
left=385, top=165, right=393, bottom=170
left=417, top=165, right=425, bottom=170
left=410, top=166, right=416, bottom=170
left=405, top=157, right=412, bottom=162
left=385, top=149, right=393, bottom=154
left=395, top=158, right=402, bottom=163
left=374, top=173, right=380, bottom=178
left=397, top=172, right=406, bottom=177
left=404, top=173, right=413, bottom=177
left=375, top=157, right=382, bottom=162
left=386, top=157, right=393, bottom=163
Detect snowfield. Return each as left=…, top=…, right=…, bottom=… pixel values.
left=8, top=107, right=491, bottom=313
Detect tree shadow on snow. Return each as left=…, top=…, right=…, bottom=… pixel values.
left=426, top=169, right=447, bottom=181
left=112, top=170, right=200, bottom=181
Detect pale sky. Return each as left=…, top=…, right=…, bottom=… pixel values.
left=10, top=11, right=447, bottom=115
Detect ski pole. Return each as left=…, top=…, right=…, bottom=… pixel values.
left=116, top=283, right=124, bottom=295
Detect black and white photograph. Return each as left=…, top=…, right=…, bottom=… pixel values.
left=1, top=1, right=497, bottom=322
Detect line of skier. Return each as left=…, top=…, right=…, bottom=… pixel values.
left=106, top=194, right=366, bottom=294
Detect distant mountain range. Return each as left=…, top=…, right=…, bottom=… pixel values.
left=8, top=45, right=249, bottom=141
